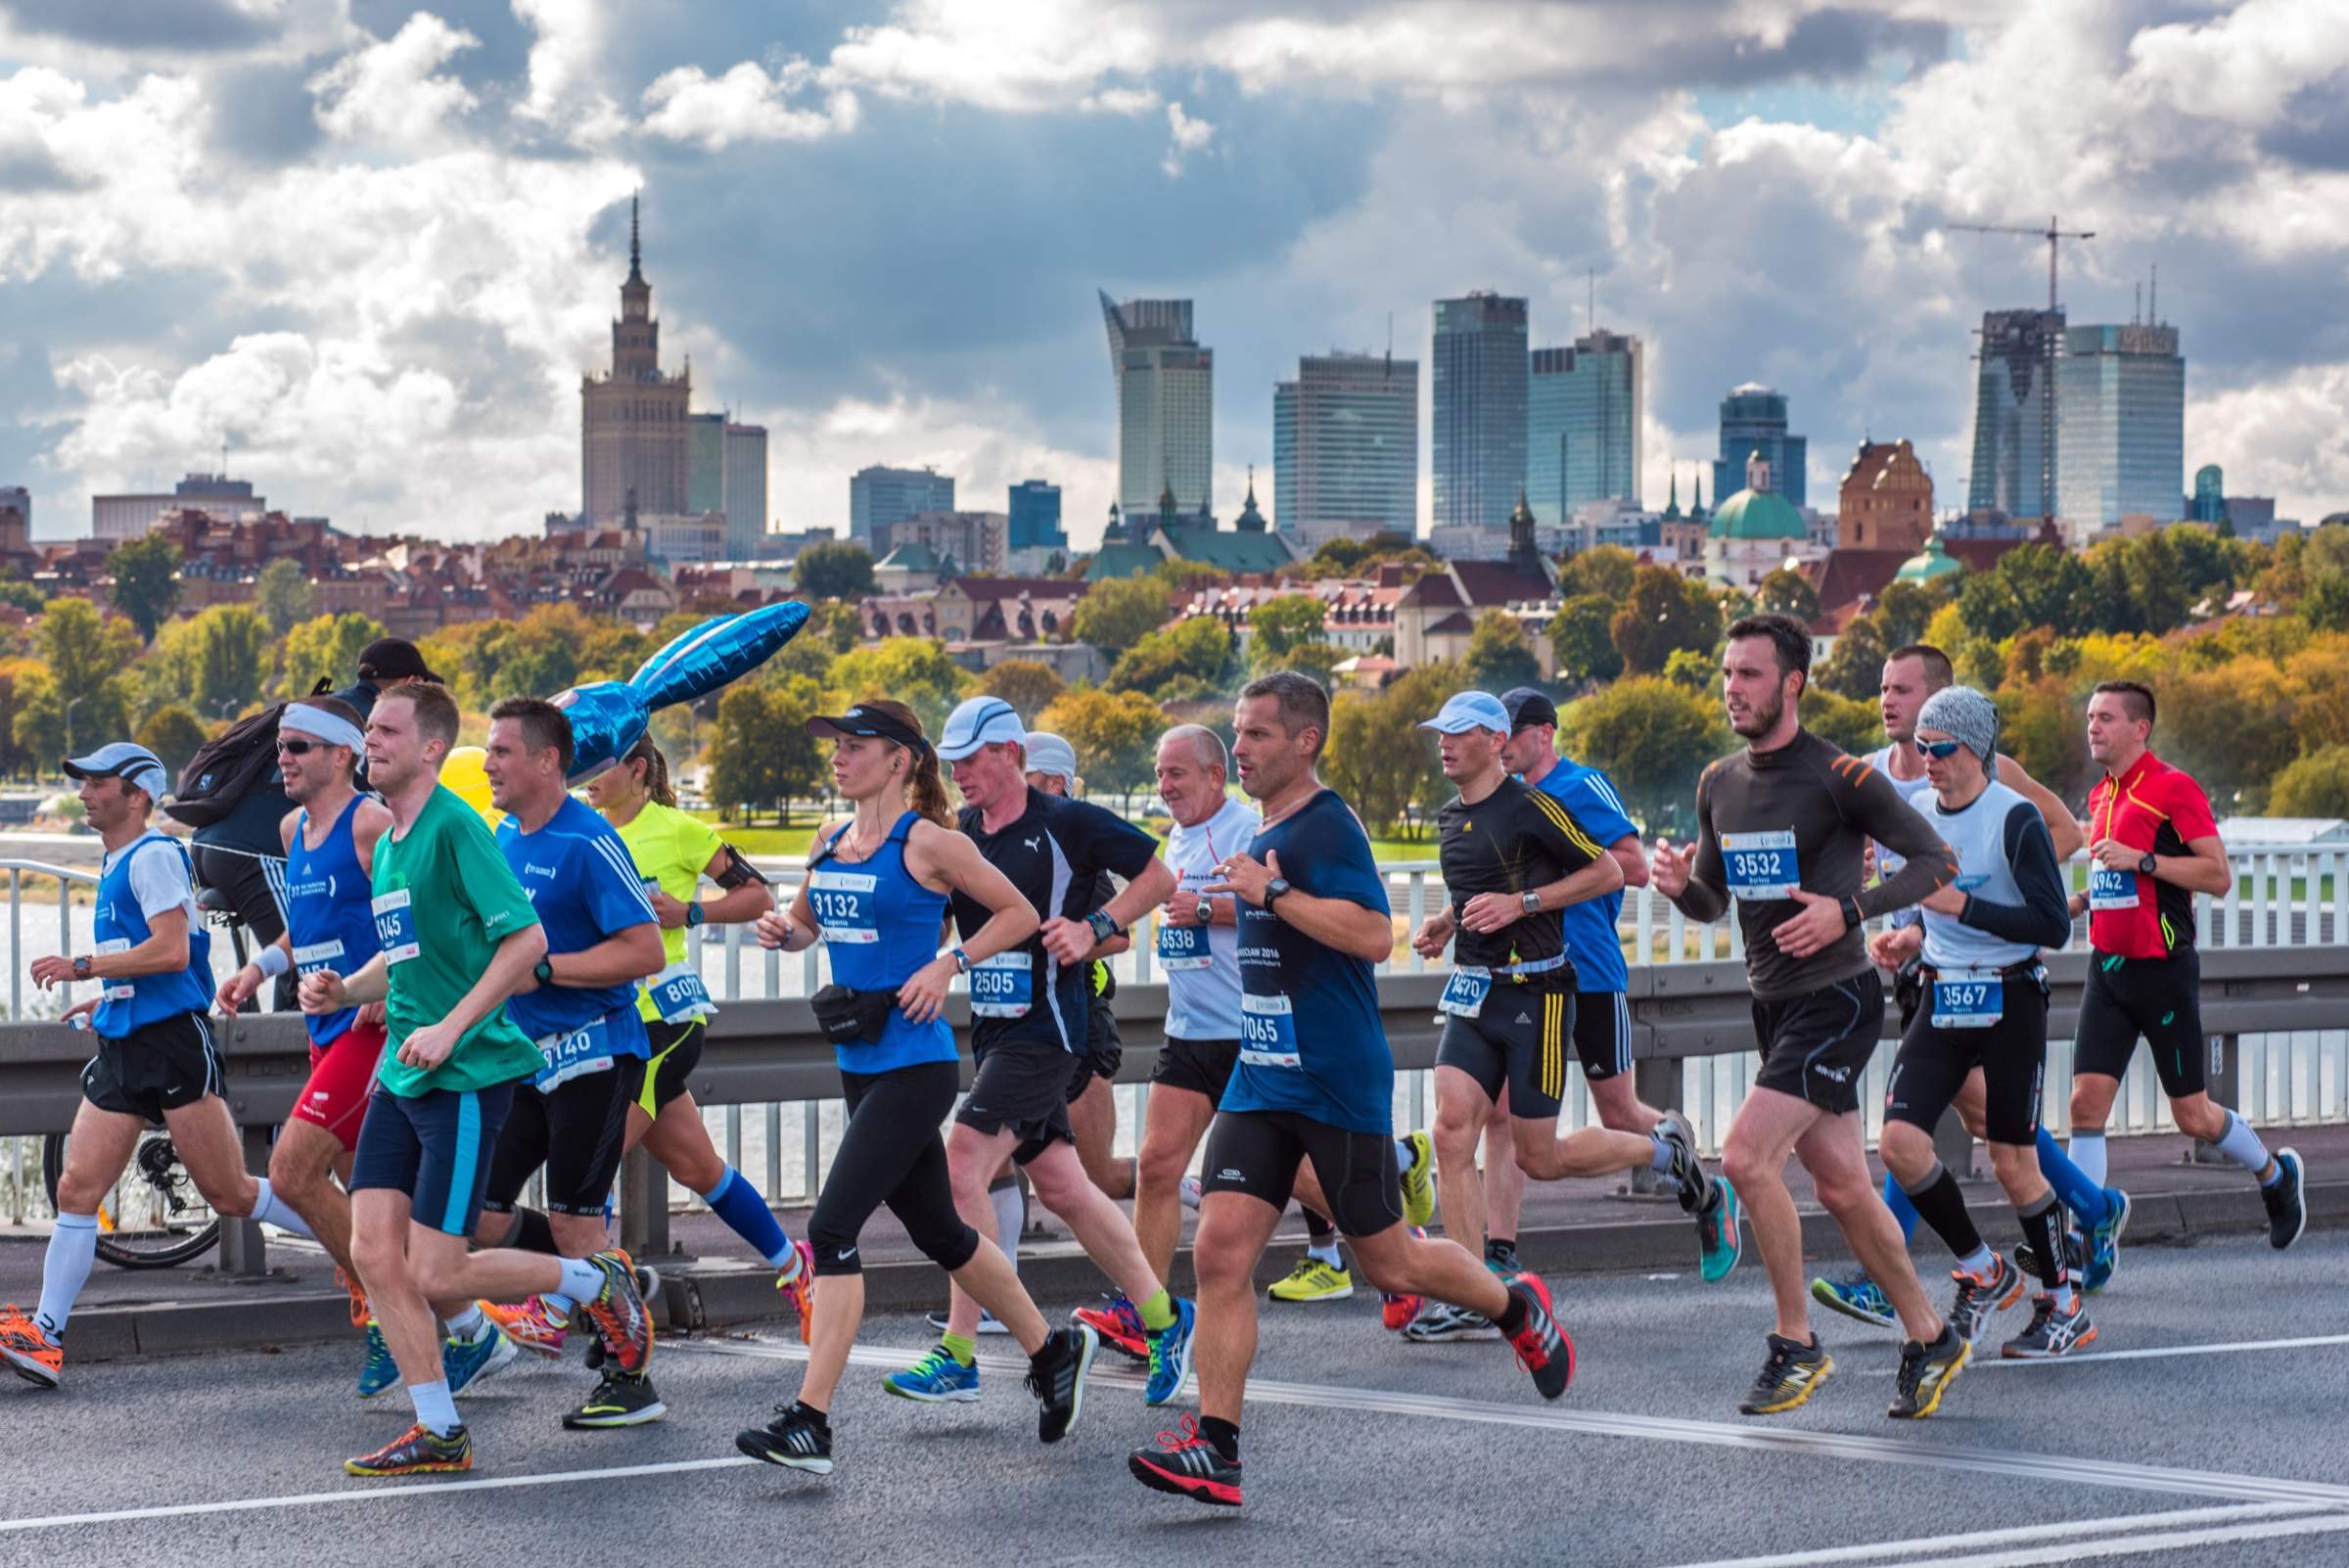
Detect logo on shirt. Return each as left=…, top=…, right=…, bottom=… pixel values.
left=525, top=861, right=560, bottom=879
left=1023, top=837, right=1041, bottom=853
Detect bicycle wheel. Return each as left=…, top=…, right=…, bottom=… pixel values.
left=42, top=1130, right=223, bottom=1269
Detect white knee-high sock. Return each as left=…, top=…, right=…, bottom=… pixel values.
left=2068, top=1131, right=2107, bottom=1190
left=990, top=1179, right=1025, bottom=1274
left=35, top=1213, right=99, bottom=1341
left=2213, top=1111, right=2276, bottom=1182
left=251, top=1177, right=317, bottom=1241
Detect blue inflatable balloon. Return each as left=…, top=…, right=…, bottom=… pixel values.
left=554, top=600, right=812, bottom=781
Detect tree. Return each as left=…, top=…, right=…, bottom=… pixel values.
left=1033, top=687, right=1163, bottom=800
left=274, top=612, right=386, bottom=700
left=1560, top=676, right=1727, bottom=840
left=1248, top=594, right=1329, bottom=666
left=2269, top=746, right=2349, bottom=817
left=1872, top=578, right=1947, bottom=652
left=707, top=672, right=825, bottom=821
left=1322, top=661, right=1457, bottom=838
left=2117, top=530, right=2190, bottom=636
left=2159, top=659, right=2299, bottom=813
left=108, top=534, right=183, bottom=642
left=254, top=558, right=316, bottom=635
left=14, top=599, right=140, bottom=764
left=981, top=659, right=1066, bottom=720
left=1558, top=544, right=1637, bottom=603
left=1294, top=530, right=1437, bottom=582
left=1260, top=639, right=1345, bottom=690
left=1070, top=576, right=1170, bottom=656
left=1997, top=678, right=2091, bottom=806
left=1958, top=543, right=2092, bottom=642
left=135, top=704, right=208, bottom=781
left=1757, top=565, right=1820, bottom=623
left=1462, top=609, right=1542, bottom=693
left=185, top=605, right=271, bottom=720
left=1800, top=686, right=1881, bottom=754
left=792, top=542, right=877, bottom=602
left=1610, top=566, right=1721, bottom=676
left=826, top=637, right=975, bottom=735
left=1110, top=617, right=1233, bottom=696
left=1815, top=617, right=1888, bottom=700
left=1548, top=593, right=1623, bottom=684
left=1663, top=646, right=1716, bottom=690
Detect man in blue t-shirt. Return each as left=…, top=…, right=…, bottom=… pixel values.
left=474, top=697, right=666, bottom=1430
left=1126, top=673, right=1576, bottom=1512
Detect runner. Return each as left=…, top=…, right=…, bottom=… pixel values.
left=470, top=698, right=669, bottom=1431
left=1651, top=615, right=1970, bottom=1419
left=298, top=683, right=653, bottom=1477
left=1870, top=687, right=2092, bottom=1360
left=484, top=736, right=812, bottom=1365
left=1128, top=673, right=1573, bottom=1509
left=2, top=744, right=322, bottom=1392
left=212, top=698, right=394, bottom=1383
left=1402, top=690, right=1711, bottom=1342
left=887, top=696, right=1190, bottom=1407
left=732, top=701, right=1093, bottom=1476
left=2067, top=680, right=2305, bottom=1250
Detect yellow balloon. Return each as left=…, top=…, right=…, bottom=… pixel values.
left=441, top=745, right=502, bottom=827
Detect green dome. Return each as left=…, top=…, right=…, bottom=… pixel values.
left=1708, top=485, right=1807, bottom=541
left=1896, top=532, right=1964, bottom=582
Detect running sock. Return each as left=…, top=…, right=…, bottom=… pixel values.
left=1493, top=1288, right=1530, bottom=1338
left=1955, top=1243, right=1996, bottom=1277
left=1879, top=1172, right=1922, bottom=1245
left=941, top=1332, right=976, bottom=1368
left=1198, top=1414, right=1240, bottom=1463
left=791, top=1398, right=830, bottom=1428
left=700, top=1166, right=799, bottom=1268
left=34, top=1211, right=98, bottom=1342
left=542, top=1293, right=577, bottom=1319
left=990, top=1178, right=1025, bottom=1272
left=442, top=1304, right=489, bottom=1343
left=1900, top=1161, right=1986, bottom=1263
left=555, top=1257, right=607, bottom=1303
left=1486, top=1237, right=1516, bottom=1266
left=1302, top=1205, right=1341, bottom=1268
left=2017, top=1192, right=2074, bottom=1308
left=1136, top=1289, right=1175, bottom=1333
left=1305, top=1240, right=1343, bottom=1268
left=2035, top=1127, right=2112, bottom=1227
left=2212, top=1110, right=2277, bottom=1182
left=409, top=1379, right=461, bottom=1438
left=1395, top=1134, right=1419, bottom=1175
left=249, top=1178, right=317, bottom=1241
left=2068, top=1130, right=2108, bottom=1189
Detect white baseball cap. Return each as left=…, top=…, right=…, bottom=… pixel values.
left=1022, top=731, right=1079, bottom=784
left=936, top=696, right=1027, bottom=761
left=1416, top=691, right=1512, bottom=735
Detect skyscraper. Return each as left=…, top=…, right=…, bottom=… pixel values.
left=1008, top=481, right=1065, bottom=551
left=580, top=195, right=691, bottom=525
left=1712, top=384, right=1806, bottom=509
left=1967, top=308, right=2064, bottom=519
left=2057, top=322, right=2184, bottom=528
left=687, top=412, right=726, bottom=515
left=1100, top=292, right=1213, bottom=517
left=723, top=422, right=767, bottom=557
left=1433, top=293, right=1528, bottom=530
left=1272, top=350, right=1419, bottom=535
left=850, top=465, right=954, bottom=548
left=2190, top=463, right=2225, bottom=523
left=1527, top=329, right=1642, bottom=521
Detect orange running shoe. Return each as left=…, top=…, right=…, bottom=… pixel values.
left=0, top=1304, right=64, bottom=1389
left=481, top=1295, right=570, bottom=1360
left=345, top=1422, right=472, bottom=1477
left=337, top=1268, right=371, bottom=1330
left=578, top=1250, right=653, bottom=1375
left=775, top=1239, right=816, bottom=1344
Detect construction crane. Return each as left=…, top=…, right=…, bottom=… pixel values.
left=1946, top=214, right=2096, bottom=312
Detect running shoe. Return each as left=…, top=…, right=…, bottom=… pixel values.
left=775, top=1239, right=816, bottom=1343
left=2015, top=1229, right=2087, bottom=1285
left=481, top=1296, right=569, bottom=1360
left=579, top=1248, right=653, bottom=1376
left=1074, top=1294, right=1150, bottom=1363
left=1144, top=1296, right=1197, bottom=1407
left=1656, top=1110, right=1706, bottom=1208
left=345, top=1422, right=470, bottom=1477
left=1178, top=1175, right=1203, bottom=1210
left=1887, top=1323, right=1969, bottom=1419
left=1696, top=1176, right=1743, bottom=1283
left=2084, top=1187, right=2132, bottom=1292
left=565, top=1368, right=668, bottom=1428
left=2264, top=1148, right=2307, bottom=1251
left=443, top=1325, right=519, bottom=1396
left=1484, top=1240, right=1520, bottom=1275
left=2003, top=1294, right=2096, bottom=1359
left=0, top=1306, right=61, bottom=1389
left=356, top=1318, right=399, bottom=1398
left=1502, top=1273, right=1575, bottom=1401
left=1809, top=1269, right=1895, bottom=1328
left=1946, top=1254, right=2026, bottom=1346
left=1028, top=1323, right=1097, bottom=1443
left=1128, top=1414, right=1241, bottom=1507
left=1381, top=1290, right=1425, bottom=1332
left=1402, top=1302, right=1498, bottom=1342
left=924, top=1309, right=1010, bottom=1336
left=883, top=1345, right=981, bottom=1403
left=1739, top=1333, right=1833, bottom=1415
left=1267, top=1257, right=1354, bottom=1303
left=337, top=1267, right=371, bottom=1331
left=1400, top=1129, right=1438, bottom=1228
left=736, top=1402, right=832, bottom=1474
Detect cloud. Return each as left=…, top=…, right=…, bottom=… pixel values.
left=640, top=59, right=859, bottom=150
left=510, top=0, right=625, bottom=143
left=1161, top=100, right=1213, bottom=176
left=0, top=0, right=277, bottom=54
left=308, top=12, right=481, bottom=149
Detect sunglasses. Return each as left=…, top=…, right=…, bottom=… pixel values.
left=1913, top=739, right=1964, bottom=760
left=277, top=738, right=322, bottom=756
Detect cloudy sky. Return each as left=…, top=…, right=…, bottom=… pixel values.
left=3, top=0, right=2344, bottom=550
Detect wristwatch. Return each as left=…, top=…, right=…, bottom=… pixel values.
left=1194, top=896, right=1215, bottom=926
left=1085, top=908, right=1124, bottom=944
left=1263, top=876, right=1292, bottom=910
left=951, top=946, right=972, bottom=975
left=1520, top=891, right=1543, bottom=915
left=685, top=901, right=706, bottom=928
left=1838, top=895, right=1865, bottom=931
left=533, top=958, right=554, bottom=986
left=2137, top=852, right=2158, bottom=876
left=72, top=953, right=92, bottom=982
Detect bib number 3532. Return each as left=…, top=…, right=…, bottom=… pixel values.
left=1723, top=830, right=1799, bottom=900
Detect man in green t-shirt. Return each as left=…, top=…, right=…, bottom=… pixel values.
left=299, top=683, right=655, bottom=1480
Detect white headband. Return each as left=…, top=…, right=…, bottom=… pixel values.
left=282, top=704, right=367, bottom=754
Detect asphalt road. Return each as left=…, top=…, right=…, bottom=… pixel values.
left=5, top=1227, right=2348, bottom=1568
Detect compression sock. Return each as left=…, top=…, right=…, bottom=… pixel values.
left=34, top=1212, right=98, bottom=1343
left=2034, top=1127, right=2111, bottom=1227
left=1136, top=1289, right=1175, bottom=1333
left=2017, top=1193, right=2075, bottom=1310
left=1880, top=1171, right=1922, bottom=1245
left=2068, top=1130, right=2108, bottom=1189
left=249, top=1178, right=318, bottom=1241
left=409, top=1379, right=460, bottom=1437
left=941, top=1332, right=976, bottom=1368
left=2213, top=1111, right=2279, bottom=1183
left=1198, top=1415, right=1240, bottom=1463
left=990, top=1177, right=1025, bottom=1273
left=1900, top=1162, right=1986, bottom=1263
left=700, top=1166, right=799, bottom=1268
left=555, top=1256, right=607, bottom=1304
left=507, top=1207, right=560, bottom=1255
left=441, top=1304, right=489, bottom=1343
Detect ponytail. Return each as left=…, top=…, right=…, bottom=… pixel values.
left=623, top=736, right=678, bottom=808
left=861, top=699, right=951, bottom=828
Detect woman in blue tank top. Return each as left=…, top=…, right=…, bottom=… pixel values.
left=731, top=700, right=1101, bottom=1477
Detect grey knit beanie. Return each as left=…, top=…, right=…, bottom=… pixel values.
left=1916, top=684, right=2000, bottom=777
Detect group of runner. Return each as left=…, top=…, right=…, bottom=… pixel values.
left=0, top=614, right=2310, bottom=1504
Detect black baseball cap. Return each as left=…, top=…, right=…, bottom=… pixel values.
left=357, top=637, right=440, bottom=685
left=1502, top=687, right=1559, bottom=730
left=806, top=704, right=932, bottom=754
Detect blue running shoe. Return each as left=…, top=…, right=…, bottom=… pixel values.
left=1144, top=1296, right=1196, bottom=1407
left=2082, top=1187, right=2131, bottom=1295
left=884, top=1345, right=981, bottom=1403
left=443, top=1326, right=519, bottom=1397
left=356, top=1319, right=399, bottom=1399
left=1809, top=1270, right=1895, bottom=1329
left=1697, top=1176, right=1743, bottom=1283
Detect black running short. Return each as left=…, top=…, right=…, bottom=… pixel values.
left=81, top=1013, right=221, bottom=1122
left=1200, top=1108, right=1403, bottom=1239
left=2072, top=947, right=2205, bottom=1099
left=1751, top=969, right=1885, bottom=1115
left=1435, top=975, right=1576, bottom=1121
left=638, top=1018, right=704, bottom=1116
left=1573, top=990, right=1633, bottom=1083
left=480, top=1054, right=648, bottom=1219
left=1884, top=965, right=2049, bottom=1146
left=1151, top=1035, right=1240, bottom=1103
left=1064, top=995, right=1123, bottom=1104
left=958, top=1038, right=1075, bottom=1162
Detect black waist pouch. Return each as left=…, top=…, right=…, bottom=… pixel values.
left=811, top=984, right=898, bottom=1045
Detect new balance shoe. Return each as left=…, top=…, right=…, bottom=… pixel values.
left=736, top=1402, right=832, bottom=1474
left=0, top=1306, right=61, bottom=1390
left=1696, top=1176, right=1743, bottom=1283
left=1144, top=1296, right=1197, bottom=1407
left=355, top=1319, right=399, bottom=1399
left=579, top=1249, right=653, bottom=1376
left=2004, top=1294, right=2096, bottom=1359
left=1887, top=1323, right=1969, bottom=1419
left=480, top=1296, right=569, bottom=1360
left=775, top=1239, right=816, bottom=1343
left=1267, top=1257, right=1354, bottom=1303
left=1400, top=1129, right=1438, bottom=1228
left=564, top=1368, right=667, bottom=1428
left=2084, top=1187, right=2131, bottom=1291
left=1073, top=1295, right=1150, bottom=1363
left=1946, top=1254, right=2026, bottom=1346
left=1502, top=1273, right=1574, bottom=1401
left=1809, top=1270, right=1895, bottom=1328
left=1027, top=1324, right=1097, bottom=1444
left=2264, top=1149, right=2307, bottom=1251
left=1402, top=1302, right=1497, bottom=1342
left=1128, top=1414, right=1241, bottom=1507
left=443, top=1325, right=519, bottom=1397
left=345, top=1422, right=471, bottom=1477
left=1739, top=1333, right=1833, bottom=1415
left=883, top=1345, right=981, bottom=1404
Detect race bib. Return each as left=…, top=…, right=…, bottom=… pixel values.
left=970, top=950, right=1033, bottom=1018
left=1437, top=966, right=1495, bottom=1019
left=1723, top=830, right=1800, bottom=900
left=1238, top=991, right=1302, bottom=1069
left=806, top=869, right=879, bottom=945
left=535, top=1014, right=617, bottom=1088
left=96, top=937, right=133, bottom=1000
left=292, top=938, right=346, bottom=977
left=1156, top=918, right=1212, bottom=971
left=2088, top=864, right=2138, bottom=911
left=1931, top=969, right=2003, bottom=1030
left=646, top=959, right=715, bottom=1024
left=371, top=889, right=420, bottom=965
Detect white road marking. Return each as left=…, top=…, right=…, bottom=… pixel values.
left=1859, top=1329, right=2349, bottom=1372
left=1900, top=1509, right=2349, bottom=1568
left=1652, top=1502, right=2334, bottom=1568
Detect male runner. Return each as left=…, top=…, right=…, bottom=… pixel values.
left=1652, top=615, right=1969, bottom=1419
left=474, top=697, right=668, bottom=1430
left=301, top=683, right=652, bottom=1476
left=1404, top=691, right=1709, bottom=1342
left=1871, top=687, right=2092, bottom=1361
left=2067, top=680, right=2305, bottom=1246
left=1128, top=672, right=1572, bottom=1509
left=2, top=744, right=320, bottom=1390
left=887, top=696, right=1196, bottom=1407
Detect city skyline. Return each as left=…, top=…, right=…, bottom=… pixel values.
left=0, top=2, right=2342, bottom=553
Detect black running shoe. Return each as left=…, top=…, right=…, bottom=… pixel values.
left=564, top=1368, right=668, bottom=1429
left=2264, top=1147, right=2307, bottom=1251
left=2003, top=1294, right=2096, bottom=1359
left=1946, top=1254, right=2025, bottom=1346
left=1887, top=1323, right=1969, bottom=1419
left=735, top=1402, right=833, bottom=1474
left=1026, top=1323, right=1097, bottom=1444
left=1128, top=1417, right=1242, bottom=1507
left=1739, top=1333, right=1833, bottom=1415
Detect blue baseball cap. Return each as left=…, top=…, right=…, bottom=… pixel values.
left=64, top=741, right=169, bottom=804
left=936, top=695, right=1027, bottom=761
left=1417, top=691, right=1512, bottom=735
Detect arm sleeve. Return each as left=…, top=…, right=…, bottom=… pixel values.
left=580, top=829, right=660, bottom=931
left=1958, top=805, right=2073, bottom=949
left=466, top=814, right=542, bottom=941
left=1070, top=799, right=1163, bottom=880
left=1300, top=803, right=1391, bottom=916
left=1671, top=765, right=1730, bottom=924
left=127, top=842, right=194, bottom=921
left=1839, top=760, right=1956, bottom=918
left=1524, top=789, right=1603, bottom=876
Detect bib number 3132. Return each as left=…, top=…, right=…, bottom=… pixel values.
left=1722, top=830, right=1800, bottom=900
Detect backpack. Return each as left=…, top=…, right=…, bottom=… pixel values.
left=162, top=679, right=333, bottom=830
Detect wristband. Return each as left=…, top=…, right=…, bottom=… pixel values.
left=255, top=945, right=293, bottom=979
left=951, top=946, right=972, bottom=975
left=1086, top=908, right=1123, bottom=944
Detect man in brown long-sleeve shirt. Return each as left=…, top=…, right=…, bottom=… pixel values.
left=1654, top=615, right=1972, bottom=1422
